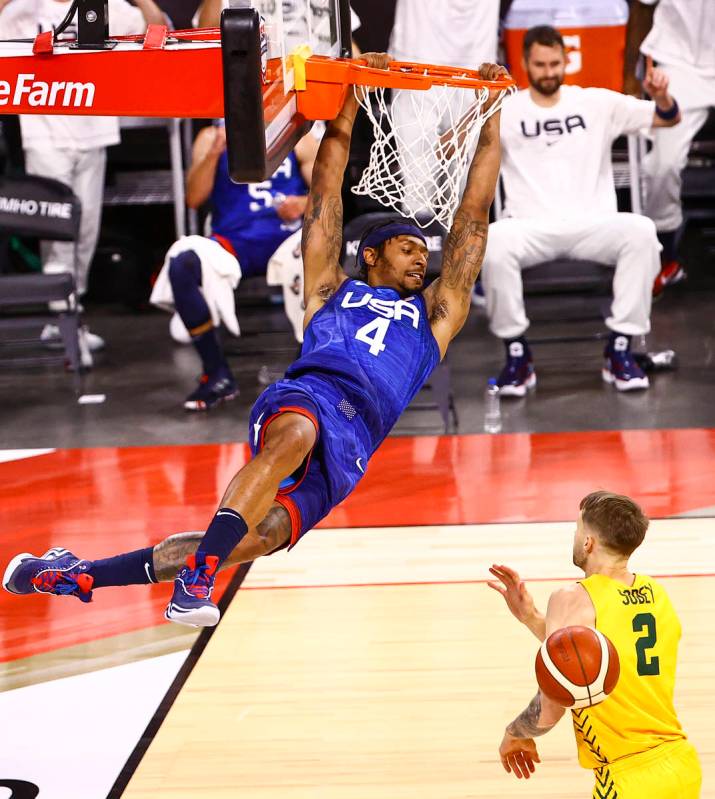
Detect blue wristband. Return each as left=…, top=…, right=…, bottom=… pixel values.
left=655, top=98, right=679, bottom=120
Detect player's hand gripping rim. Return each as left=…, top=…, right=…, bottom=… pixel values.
left=353, top=52, right=391, bottom=102
left=477, top=62, right=512, bottom=107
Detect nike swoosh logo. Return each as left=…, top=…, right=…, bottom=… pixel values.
left=253, top=412, right=265, bottom=447
left=356, top=458, right=364, bottom=474
left=144, top=562, right=155, bottom=583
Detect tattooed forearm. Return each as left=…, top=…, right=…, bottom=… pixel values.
left=441, top=209, right=488, bottom=293
left=151, top=506, right=293, bottom=581
left=506, top=693, right=555, bottom=738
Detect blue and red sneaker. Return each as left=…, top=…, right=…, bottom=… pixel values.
left=165, top=552, right=220, bottom=627
left=602, top=334, right=649, bottom=391
left=2, top=547, right=93, bottom=602
left=183, top=367, right=238, bottom=412
left=497, top=340, right=536, bottom=397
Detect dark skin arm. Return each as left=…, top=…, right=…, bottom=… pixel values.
left=623, top=1, right=656, bottom=96
left=301, top=52, right=391, bottom=327
left=424, top=64, right=509, bottom=358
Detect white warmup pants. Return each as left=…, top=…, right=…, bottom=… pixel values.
left=390, top=85, right=476, bottom=215
left=24, top=145, right=107, bottom=296
left=481, top=214, right=661, bottom=340
left=643, top=62, right=715, bottom=233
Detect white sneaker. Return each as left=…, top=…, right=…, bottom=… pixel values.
left=41, top=324, right=105, bottom=352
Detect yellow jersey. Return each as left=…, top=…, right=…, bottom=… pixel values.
left=572, top=573, right=687, bottom=770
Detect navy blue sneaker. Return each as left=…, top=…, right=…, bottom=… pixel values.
left=3, top=547, right=93, bottom=602
left=602, top=335, right=649, bottom=391
left=165, top=552, right=220, bottom=627
left=497, top=340, right=536, bottom=397
left=183, top=368, right=238, bottom=412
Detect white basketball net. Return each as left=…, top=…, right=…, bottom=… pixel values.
left=352, top=83, right=513, bottom=229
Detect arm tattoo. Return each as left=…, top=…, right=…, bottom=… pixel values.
left=506, top=693, right=555, bottom=739
left=301, top=191, right=323, bottom=254
left=441, top=209, right=488, bottom=295
left=151, top=506, right=292, bottom=581
left=153, top=531, right=203, bottom=582
left=301, top=191, right=344, bottom=275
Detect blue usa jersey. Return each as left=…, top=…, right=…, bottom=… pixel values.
left=286, top=279, right=441, bottom=451
left=210, top=151, right=307, bottom=277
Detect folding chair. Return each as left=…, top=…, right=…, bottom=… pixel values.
left=0, top=174, right=84, bottom=392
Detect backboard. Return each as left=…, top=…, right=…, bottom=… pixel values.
left=222, top=0, right=352, bottom=182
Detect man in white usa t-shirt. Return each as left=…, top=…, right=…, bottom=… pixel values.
left=480, top=25, right=680, bottom=395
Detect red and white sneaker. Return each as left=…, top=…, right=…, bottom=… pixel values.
left=653, top=260, right=686, bottom=299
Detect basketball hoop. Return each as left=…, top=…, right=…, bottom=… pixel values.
left=290, top=57, right=515, bottom=228
left=300, top=60, right=516, bottom=230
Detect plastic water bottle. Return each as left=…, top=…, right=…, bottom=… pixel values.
left=484, top=378, right=502, bottom=434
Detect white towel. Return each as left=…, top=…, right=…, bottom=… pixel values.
left=150, top=235, right=242, bottom=341
left=266, top=229, right=305, bottom=344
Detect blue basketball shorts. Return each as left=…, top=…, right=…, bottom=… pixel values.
left=248, top=375, right=371, bottom=548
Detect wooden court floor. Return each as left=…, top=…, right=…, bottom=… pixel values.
left=0, top=431, right=713, bottom=796
left=123, top=519, right=714, bottom=798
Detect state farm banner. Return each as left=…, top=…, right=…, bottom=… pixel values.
left=0, top=41, right=224, bottom=118
left=0, top=175, right=80, bottom=240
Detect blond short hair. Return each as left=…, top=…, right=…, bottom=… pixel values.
left=579, top=491, right=649, bottom=556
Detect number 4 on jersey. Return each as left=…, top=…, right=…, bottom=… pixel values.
left=355, top=317, right=390, bottom=356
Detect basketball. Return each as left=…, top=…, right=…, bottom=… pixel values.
left=535, top=626, right=620, bottom=709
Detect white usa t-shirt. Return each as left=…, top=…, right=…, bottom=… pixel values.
left=0, top=0, right=146, bottom=150
left=499, top=85, right=655, bottom=219
left=389, top=0, right=499, bottom=67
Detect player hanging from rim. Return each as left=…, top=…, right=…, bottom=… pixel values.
left=4, top=55, right=510, bottom=627
left=489, top=491, right=701, bottom=798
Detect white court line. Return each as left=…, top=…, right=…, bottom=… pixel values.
left=0, top=448, right=54, bottom=464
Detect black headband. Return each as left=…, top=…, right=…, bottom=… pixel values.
left=357, top=222, right=427, bottom=269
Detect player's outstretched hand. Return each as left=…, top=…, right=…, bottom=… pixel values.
left=487, top=564, right=537, bottom=624
left=642, top=55, right=670, bottom=103
left=499, top=732, right=541, bottom=779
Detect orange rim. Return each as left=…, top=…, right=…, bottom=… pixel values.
left=299, top=56, right=515, bottom=121
left=305, top=56, right=516, bottom=92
